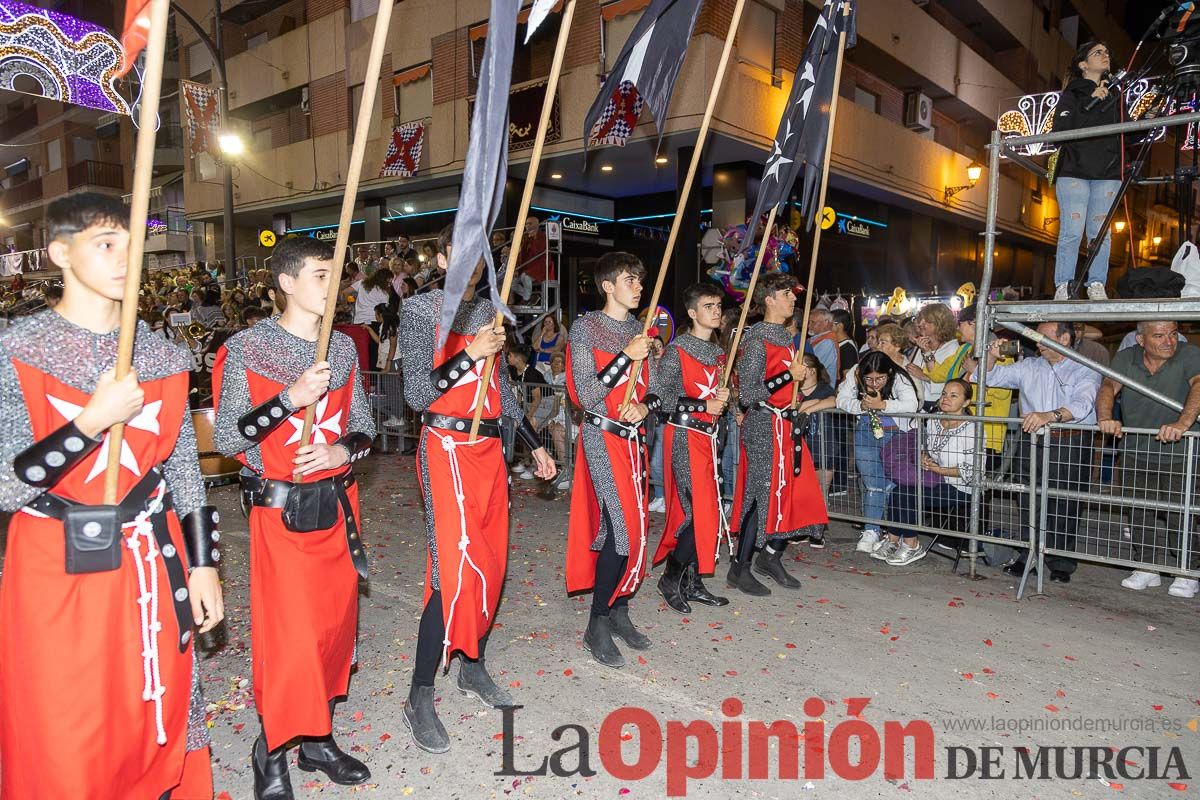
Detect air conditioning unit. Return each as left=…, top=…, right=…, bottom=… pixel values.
left=301, top=87, right=310, bottom=115
left=904, top=91, right=933, bottom=132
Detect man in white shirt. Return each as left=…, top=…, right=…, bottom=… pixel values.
left=966, top=322, right=1102, bottom=584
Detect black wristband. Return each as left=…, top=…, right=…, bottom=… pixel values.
left=764, top=371, right=793, bottom=393
left=14, top=421, right=102, bottom=488
left=335, top=431, right=373, bottom=464
left=182, top=505, right=221, bottom=569
left=598, top=352, right=632, bottom=387
left=430, top=349, right=477, bottom=395
left=238, top=392, right=292, bottom=442
left=516, top=416, right=541, bottom=450
left=675, top=398, right=707, bottom=414
left=644, top=394, right=662, bottom=412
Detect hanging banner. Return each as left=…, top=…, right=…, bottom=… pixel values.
left=180, top=79, right=223, bottom=166
left=379, top=120, right=425, bottom=178
left=468, top=80, right=561, bottom=152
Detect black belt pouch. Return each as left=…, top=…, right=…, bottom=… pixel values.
left=64, top=505, right=123, bottom=574
left=281, top=481, right=339, bottom=532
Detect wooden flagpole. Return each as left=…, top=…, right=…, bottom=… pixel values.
left=719, top=206, right=777, bottom=388
left=293, top=0, right=396, bottom=477
left=791, top=2, right=851, bottom=410
left=469, top=0, right=579, bottom=442
left=103, top=0, right=170, bottom=504
left=621, top=0, right=748, bottom=408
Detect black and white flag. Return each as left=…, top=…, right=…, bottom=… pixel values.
left=438, top=0, right=520, bottom=347
left=582, top=0, right=704, bottom=153
left=744, top=0, right=856, bottom=238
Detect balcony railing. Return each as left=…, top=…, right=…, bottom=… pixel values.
left=1, top=177, right=42, bottom=209
left=67, top=160, right=124, bottom=191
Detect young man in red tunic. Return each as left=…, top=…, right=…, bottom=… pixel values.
left=728, top=272, right=829, bottom=595
left=399, top=226, right=556, bottom=752
left=0, top=193, right=224, bottom=799
left=566, top=252, right=662, bottom=668
left=214, top=238, right=374, bottom=799
left=653, top=282, right=732, bottom=613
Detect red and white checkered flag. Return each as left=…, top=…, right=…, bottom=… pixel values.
left=379, top=121, right=425, bottom=178
left=588, top=80, right=643, bottom=147
left=180, top=80, right=222, bottom=166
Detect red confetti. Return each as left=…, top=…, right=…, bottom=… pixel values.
left=563, top=668, right=573, bottom=676
left=509, top=680, right=521, bottom=688
left=379, top=733, right=391, bottom=743
left=962, top=672, right=974, bottom=680
left=1153, top=704, right=1164, bottom=711
left=947, top=600, right=964, bottom=607
left=1045, top=704, right=1060, bottom=713
left=890, top=636, right=900, bottom=641
left=637, top=656, right=647, bottom=665
left=1064, top=655, right=1077, bottom=661
left=217, top=794, right=233, bottom=800
left=353, top=711, right=364, bottom=722
left=986, top=692, right=1000, bottom=700
left=816, top=598, right=831, bottom=604
left=1169, top=783, right=1188, bottom=791
left=880, top=626, right=890, bottom=635
left=982, top=668, right=995, bottom=674
left=785, top=643, right=797, bottom=649
left=726, top=670, right=739, bottom=677
left=1056, top=689, right=1066, bottom=698
left=1108, top=783, right=1124, bottom=791
left=983, top=639, right=993, bottom=646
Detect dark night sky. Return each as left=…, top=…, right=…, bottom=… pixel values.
left=1124, top=2, right=1176, bottom=45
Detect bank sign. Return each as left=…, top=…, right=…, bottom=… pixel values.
left=838, top=218, right=871, bottom=239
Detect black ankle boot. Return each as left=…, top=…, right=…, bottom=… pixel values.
left=726, top=559, right=771, bottom=596
left=685, top=563, right=729, bottom=606
left=609, top=605, right=652, bottom=650
left=298, top=737, right=371, bottom=785
left=458, top=658, right=514, bottom=708
left=403, top=684, right=450, bottom=753
left=753, top=547, right=801, bottom=589
left=657, top=554, right=692, bottom=614
left=252, top=735, right=295, bottom=800
left=583, top=613, right=625, bottom=668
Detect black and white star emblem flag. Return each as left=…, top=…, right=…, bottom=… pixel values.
left=744, top=0, right=856, bottom=240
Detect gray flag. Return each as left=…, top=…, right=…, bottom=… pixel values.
left=438, top=0, right=520, bottom=348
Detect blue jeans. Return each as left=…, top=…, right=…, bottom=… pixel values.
left=1053, top=177, right=1121, bottom=287
left=854, top=417, right=895, bottom=532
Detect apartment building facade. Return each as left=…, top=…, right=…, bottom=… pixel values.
left=176, top=0, right=1137, bottom=301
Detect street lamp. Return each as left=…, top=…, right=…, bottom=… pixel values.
left=219, top=133, right=245, bottom=156
left=173, top=2, right=236, bottom=281
left=1153, top=235, right=1163, bottom=246
left=1114, top=220, right=1126, bottom=233
left=944, top=161, right=983, bottom=204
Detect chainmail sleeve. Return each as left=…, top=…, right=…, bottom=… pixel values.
left=212, top=337, right=260, bottom=459
left=499, top=361, right=524, bottom=421
left=400, top=295, right=441, bottom=412
left=569, top=318, right=607, bottom=412
left=737, top=327, right=769, bottom=406
left=161, top=403, right=206, bottom=520
left=348, top=368, right=377, bottom=438
left=654, top=344, right=683, bottom=411
left=0, top=347, right=41, bottom=512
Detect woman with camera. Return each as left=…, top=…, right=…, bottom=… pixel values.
left=1051, top=40, right=1123, bottom=301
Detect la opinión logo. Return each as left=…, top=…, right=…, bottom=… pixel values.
left=496, top=697, right=936, bottom=796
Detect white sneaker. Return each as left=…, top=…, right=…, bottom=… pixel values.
left=556, top=476, right=571, bottom=490
left=1086, top=282, right=1108, bottom=301
left=856, top=530, right=881, bottom=553
left=518, top=469, right=536, bottom=480
left=887, top=542, right=928, bottom=566
left=1120, top=570, right=1162, bottom=591
left=1168, top=577, right=1199, bottom=598
left=1054, top=283, right=1070, bottom=300
left=648, top=496, right=667, bottom=513
left=383, top=415, right=404, bottom=428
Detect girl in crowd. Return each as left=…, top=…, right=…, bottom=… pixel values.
left=531, top=314, right=566, bottom=371
left=836, top=350, right=920, bottom=554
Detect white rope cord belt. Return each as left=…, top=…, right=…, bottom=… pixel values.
left=607, top=414, right=648, bottom=595
left=666, top=419, right=732, bottom=561
left=760, top=406, right=791, bottom=527
left=127, top=481, right=169, bottom=746
left=429, top=430, right=489, bottom=670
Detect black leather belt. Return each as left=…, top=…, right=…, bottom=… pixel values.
left=660, top=411, right=717, bottom=435
left=585, top=412, right=645, bottom=441
left=24, top=468, right=195, bottom=652
left=750, top=403, right=807, bottom=478
left=420, top=412, right=502, bottom=439
left=241, top=471, right=368, bottom=580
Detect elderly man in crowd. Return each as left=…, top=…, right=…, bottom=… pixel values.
left=806, top=308, right=839, bottom=389
left=1097, top=321, right=1200, bottom=599
left=965, top=322, right=1101, bottom=584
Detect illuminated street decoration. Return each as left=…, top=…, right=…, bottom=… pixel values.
left=0, top=0, right=130, bottom=114
left=998, top=78, right=1168, bottom=157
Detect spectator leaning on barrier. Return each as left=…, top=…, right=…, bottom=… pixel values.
left=965, top=321, right=1102, bottom=584
left=806, top=308, right=839, bottom=389
left=882, top=378, right=978, bottom=567
left=837, top=350, right=920, bottom=554
left=1097, top=321, right=1200, bottom=599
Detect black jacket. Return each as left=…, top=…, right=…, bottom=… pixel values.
left=1053, top=76, right=1122, bottom=181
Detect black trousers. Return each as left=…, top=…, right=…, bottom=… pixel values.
left=1012, top=431, right=1090, bottom=575
left=592, top=510, right=633, bottom=616
left=412, top=589, right=489, bottom=687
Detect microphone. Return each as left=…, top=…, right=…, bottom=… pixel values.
left=1084, top=69, right=1125, bottom=112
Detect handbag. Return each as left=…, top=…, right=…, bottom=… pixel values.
left=881, top=429, right=944, bottom=489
